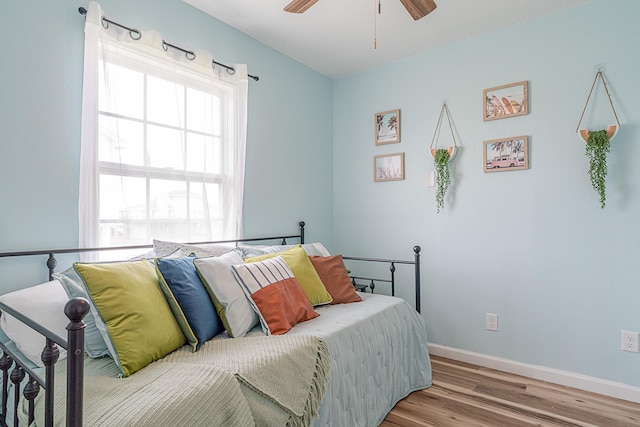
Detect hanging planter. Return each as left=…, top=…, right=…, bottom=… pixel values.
left=429, top=103, right=458, bottom=213
left=433, top=148, right=451, bottom=213
left=584, top=130, right=610, bottom=209
left=575, top=71, right=621, bottom=209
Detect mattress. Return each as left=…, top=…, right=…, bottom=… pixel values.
left=274, top=292, right=432, bottom=426
left=7, top=292, right=431, bottom=426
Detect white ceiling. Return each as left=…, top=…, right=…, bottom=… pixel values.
left=184, top=0, right=591, bottom=78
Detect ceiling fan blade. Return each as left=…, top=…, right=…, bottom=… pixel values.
left=284, top=0, right=320, bottom=14
left=398, top=0, right=437, bottom=20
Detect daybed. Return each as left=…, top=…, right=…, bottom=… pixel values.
left=0, top=222, right=431, bottom=426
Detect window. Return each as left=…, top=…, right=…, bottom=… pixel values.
left=79, top=3, right=247, bottom=249
left=97, top=59, right=228, bottom=246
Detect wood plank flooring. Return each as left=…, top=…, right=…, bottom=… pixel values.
left=380, top=355, right=640, bottom=426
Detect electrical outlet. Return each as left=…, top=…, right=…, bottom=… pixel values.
left=622, top=331, right=639, bottom=353
left=486, top=313, right=498, bottom=332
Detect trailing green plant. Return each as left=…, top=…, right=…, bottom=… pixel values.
left=434, top=148, right=451, bottom=213
left=585, top=129, right=610, bottom=209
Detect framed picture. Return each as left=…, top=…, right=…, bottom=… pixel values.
left=374, top=152, right=405, bottom=182
left=483, top=81, right=528, bottom=121
left=483, top=136, right=529, bottom=173
left=375, top=109, right=400, bottom=145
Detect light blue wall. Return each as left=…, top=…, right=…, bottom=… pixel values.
left=333, top=0, right=640, bottom=387
left=2, top=0, right=638, bottom=391
left=0, top=1, right=333, bottom=290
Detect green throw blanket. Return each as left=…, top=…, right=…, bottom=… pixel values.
left=161, top=334, right=331, bottom=427
left=21, top=335, right=330, bottom=427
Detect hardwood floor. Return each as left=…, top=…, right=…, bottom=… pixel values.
left=380, top=355, right=640, bottom=426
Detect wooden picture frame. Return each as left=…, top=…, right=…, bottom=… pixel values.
left=375, top=109, right=400, bottom=145
left=374, top=152, right=405, bottom=182
left=483, top=136, right=529, bottom=173
left=483, top=81, right=528, bottom=121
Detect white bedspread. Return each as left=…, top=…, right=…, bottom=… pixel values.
left=7, top=293, right=430, bottom=427
left=256, top=292, right=432, bottom=427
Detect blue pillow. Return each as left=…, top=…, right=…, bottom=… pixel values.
left=155, top=256, right=224, bottom=351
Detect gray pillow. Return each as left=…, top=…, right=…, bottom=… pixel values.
left=53, top=268, right=111, bottom=359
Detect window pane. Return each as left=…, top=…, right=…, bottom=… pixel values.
left=99, top=221, right=148, bottom=247
left=98, top=116, right=144, bottom=165
left=189, top=182, right=220, bottom=220
left=147, top=124, right=184, bottom=169
left=186, top=87, right=213, bottom=134
left=149, top=220, right=188, bottom=241
left=98, top=62, right=144, bottom=119
left=149, top=179, right=187, bottom=219
left=100, top=175, right=147, bottom=220
left=147, top=75, right=184, bottom=127
left=186, top=133, right=220, bottom=174
left=189, top=182, right=221, bottom=241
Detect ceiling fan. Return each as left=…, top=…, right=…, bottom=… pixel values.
left=284, top=0, right=437, bottom=21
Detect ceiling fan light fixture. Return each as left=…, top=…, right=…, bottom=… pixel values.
left=398, top=0, right=437, bottom=20
left=284, top=0, right=320, bottom=14
left=284, top=0, right=436, bottom=21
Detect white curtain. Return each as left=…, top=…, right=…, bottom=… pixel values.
left=79, top=1, right=247, bottom=249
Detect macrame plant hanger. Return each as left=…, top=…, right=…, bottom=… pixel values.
left=429, top=103, right=458, bottom=213
left=429, top=103, right=458, bottom=160
left=576, top=70, right=620, bottom=143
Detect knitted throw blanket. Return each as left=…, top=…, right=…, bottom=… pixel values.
left=21, top=335, right=330, bottom=427
left=23, top=358, right=255, bottom=426
left=161, top=334, right=332, bottom=427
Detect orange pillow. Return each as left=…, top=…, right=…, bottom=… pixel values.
left=231, top=256, right=318, bottom=335
left=309, top=255, right=362, bottom=304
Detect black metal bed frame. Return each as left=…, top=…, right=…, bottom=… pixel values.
left=0, top=221, right=421, bottom=427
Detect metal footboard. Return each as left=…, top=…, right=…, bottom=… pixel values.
left=344, top=245, right=421, bottom=313
left=0, top=222, right=421, bottom=426
left=0, top=221, right=307, bottom=426
left=0, top=298, right=88, bottom=427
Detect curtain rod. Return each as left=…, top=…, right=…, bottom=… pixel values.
left=78, top=7, right=259, bottom=81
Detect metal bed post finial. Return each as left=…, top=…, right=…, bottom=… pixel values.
left=390, top=262, right=396, bottom=297
left=299, top=221, right=305, bottom=244
left=65, top=298, right=90, bottom=427
left=413, top=246, right=421, bottom=313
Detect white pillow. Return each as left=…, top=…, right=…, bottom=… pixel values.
left=238, top=243, right=331, bottom=258
left=153, top=239, right=234, bottom=258
left=0, top=280, right=69, bottom=366
left=260, top=243, right=331, bottom=257
left=194, top=251, right=259, bottom=338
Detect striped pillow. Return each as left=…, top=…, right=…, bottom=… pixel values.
left=231, top=257, right=318, bottom=335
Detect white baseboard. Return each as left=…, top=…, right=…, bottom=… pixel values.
left=429, top=343, right=640, bottom=404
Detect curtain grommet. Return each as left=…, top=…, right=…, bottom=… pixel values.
left=129, top=29, right=142, bottom=41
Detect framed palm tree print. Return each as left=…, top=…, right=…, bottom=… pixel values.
left=375, top=109, right=400, bottom=145
left=374, top=152, right=405, bottom=182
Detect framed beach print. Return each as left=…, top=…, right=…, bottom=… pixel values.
left=483, top=81, right=528, bottom=121
left=374, top=152, right=404, bottom=182
left=375, top=109, right=400, bottom=145
left=483, top=136, right=528, bottom=173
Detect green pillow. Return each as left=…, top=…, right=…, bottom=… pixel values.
left=244, top=245, right=332, bottom=306
left=74, top=260, right=186, bottom=377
